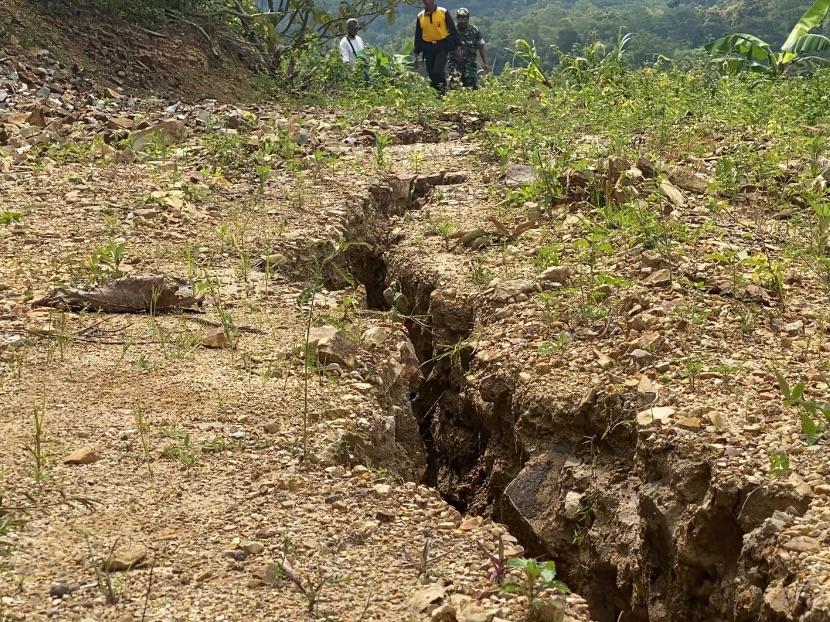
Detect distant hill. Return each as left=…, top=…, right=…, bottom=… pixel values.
left=362, top=0, right=829, bottom=70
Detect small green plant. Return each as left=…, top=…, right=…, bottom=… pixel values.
left=89, top=240, right=127, bottom=282
left=409, top=150, right=424, bottom=174
left=230, top=224, right=252, bottom=297
left=502, top=557, right=569, bottom=609
left=50, top=310, right=73, bottom=361
left=0, top=210, right=22, bottom=225
left=746, top=254, right=786, bottom=306
left=159, top=427, right=199, bottom=468
left=809, top=193, right=830, bottom=255
left=28, top=406, right=47, bottom=486
left=134, top=409, right=153, bottom=477
left=374, top=131, right=392, bottom=172
left=134, top=354, right=152, bottom=371
left=680, top=356, right=705, bottom=391
left=308, top=148, right=336, bottom=179
left=705, top=248, right=749, bottom=294
left=467, top=259, right=495, bottom=286
left=769, top=450, right=791, bottom=476
left=265, top=556, right=332, bottom=616
left=79, top=533, right=122, bottom=605
left=0, top=471, right=24, bottom=559
left=532, top=243, right=562, bottom=269
left=711, top=158, right=740, bottom=199
left=435, top=220, right=457, bottom=249
left=256, top=164, right=271, bottom=192
left=709, top=363, right=744, bottom=393
left=775, top=369, right=829, bottom=445
left=102, top=212, right=119, bottom=236
left=195, top=275, right=237, bottom=350
left=538, top=332, right=571, bottom=356
left=296, top=240, right=366, bottom=460
left=477, top=535, right=507, bottom=585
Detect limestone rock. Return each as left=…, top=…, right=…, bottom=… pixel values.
left=131, top=119, right=188, bottom=151
left=239, top=541, right=264, bottom=555
left=783, top=536, right=820, bottom=553
left=658, top=181, right=685, bottom=207
left=64, top=447, right=102, bottom=465
left=201, top=327, right=228, bottom=349
left=491, top=279, right=537, bottom=303
left=636, top=406, right=674, bottom=426
left=666, top=165, right=712, bottom=194
left=431, top=603, right=457, bottom=621
left=631, top=349, right=652, bottom=366
left=407, top=583, right=446, bottom=613
left=539, top=266, right=570, bottom=285
left=104, top=544, right=148, bottom=571
left=531, top=597, right=566, bottom=622
left=362, top=326, right=391, bottom=348
left=506, top=162, right=535, bottom=188
left=563, top=491, right=583, bottom=520
left=457, top=601, right=495, bottom=622
left=373, top=483, right=392, bottom=497
left=645, top=268, right=671, bottom=287
left=307, top=325, right=358, bottom=369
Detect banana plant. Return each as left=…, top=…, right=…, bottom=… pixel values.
left=705, top=0, right=830, bottom=76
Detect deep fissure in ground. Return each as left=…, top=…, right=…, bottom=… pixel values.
left=342, top=202, right=809, bottom=622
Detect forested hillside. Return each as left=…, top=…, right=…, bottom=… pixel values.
left=367, top=0, right=830, bottom=69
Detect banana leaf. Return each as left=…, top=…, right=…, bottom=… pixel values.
left=705, top=33, right=776, bottom=67
left=782, top=0, right=830, bottom=51
left=789, top=33, right=830, bottom=54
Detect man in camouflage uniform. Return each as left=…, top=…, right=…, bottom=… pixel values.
left=449, top=8, right=489, bottom=89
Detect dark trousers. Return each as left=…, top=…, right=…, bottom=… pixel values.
left=423, top=43, right=449, bottom=94
left=461, top=74, right=478, bottom=89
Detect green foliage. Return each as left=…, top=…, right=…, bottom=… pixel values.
left=89, top=240, right=127, bottom=282
left=775, top=369, right=830, bottom=445
left=533, top=244, right=562, bottom=268
left=706, top=0, right=830, bottom=76
left=769, top=450, right=791, bottom=476
left=160, top=427, right=199, bottom=468
left=374, top=131, right=392, bottom=171
left=0, top=210, right=22, bottom=225
left=502, top=557, right=569, bottom=607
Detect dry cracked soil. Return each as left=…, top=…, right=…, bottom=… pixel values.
left=2, top=5, right=830, bottom=622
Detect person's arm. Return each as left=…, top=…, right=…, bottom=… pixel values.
left=479, top=42, right=489, bottom=71
left=414, top=18, right=424, bottom=69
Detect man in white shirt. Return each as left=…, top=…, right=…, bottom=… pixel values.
left=339, top=18, right=365, bottom=67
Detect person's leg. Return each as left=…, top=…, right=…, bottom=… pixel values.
left=430, top=48, right=449, bottom=94
left=461, top=73, right=477, bottom=89
left=423, top=45, right=440, bottom=91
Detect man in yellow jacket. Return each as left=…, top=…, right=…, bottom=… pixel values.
left=413, top=0, right=461, bottom=94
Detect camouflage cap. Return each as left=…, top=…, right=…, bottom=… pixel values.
left=456, top=7, right=470, bottom=17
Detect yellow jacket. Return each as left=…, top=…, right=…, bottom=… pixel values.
left=414, top=7, right=460, bottom=54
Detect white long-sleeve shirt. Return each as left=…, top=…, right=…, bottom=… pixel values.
left=339, top=35, right=365, bottom=66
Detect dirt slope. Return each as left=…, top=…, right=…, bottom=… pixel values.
left=0, top=0, right=259, bottom=102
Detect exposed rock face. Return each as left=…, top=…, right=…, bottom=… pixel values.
left=377, top=265, right=816, bottom=622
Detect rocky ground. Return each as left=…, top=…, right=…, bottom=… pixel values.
left=3, top=6, right=830, bottom=622
left=0, top=28, right=592, bottom=622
